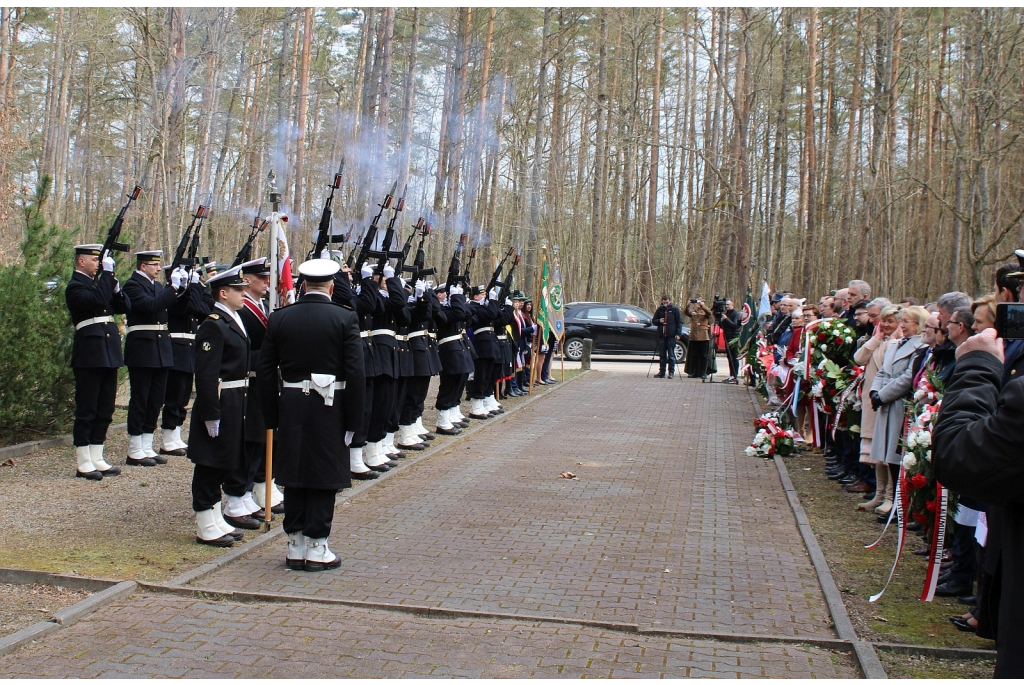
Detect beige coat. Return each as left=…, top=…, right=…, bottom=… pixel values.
left=855, top=335, right=899, bottom=463
left=685, top=303, right=712, bottom=342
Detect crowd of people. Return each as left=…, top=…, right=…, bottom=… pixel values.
left=65, top=243, right=560, bottom=572
left=753, top=253, right=1024, bottom=677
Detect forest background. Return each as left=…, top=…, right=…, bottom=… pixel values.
left=2, top=6, right=1024, bottom=311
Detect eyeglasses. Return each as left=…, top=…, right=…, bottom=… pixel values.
left=925, top=325, right=941, bottom=331
left=948, top=320, right=963, bottom=327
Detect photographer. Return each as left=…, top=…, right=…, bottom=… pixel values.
left=716, top=298, right=742, bottom=384
left=684, top=297, right=713, bottom=381
left=652, top=294, right=683, bottom=379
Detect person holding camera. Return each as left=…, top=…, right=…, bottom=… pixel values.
left=652, top=295, right=683, bottom=379
left=717, top=298, right=742, bottom=384
left=684, top=297, right=713, bottom=381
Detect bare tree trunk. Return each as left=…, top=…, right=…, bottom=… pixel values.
left=586, top=8, right=608, bottom=300
left=374, top=6, right=394, bottom=194
left=641, top=7, right=663, bottom=308
left=396, top=8, right=419, bottom=192
left=292, top=7, right=313, bottom=215
left=800, top=8, right=817, bottom=294
left=530, top=8, right=552, bottom=272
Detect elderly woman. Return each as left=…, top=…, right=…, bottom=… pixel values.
left=868, top=305, right=929, bottom=522
left=854, top=303, right=902, bottom=513
left=971, top=294, right=997, bottom=334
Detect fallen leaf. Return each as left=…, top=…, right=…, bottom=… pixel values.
left=559, top=471, right=576, bottom=479
left=872, top=616, right=888, bottom=623
left=576, top=462, right=583, bottom=465
left=0, top=458, right=14, bottom=468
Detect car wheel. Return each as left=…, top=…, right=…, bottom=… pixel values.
left=563, top=337, right=584, bottom=362
left=674, top=341, right=687, bottom=363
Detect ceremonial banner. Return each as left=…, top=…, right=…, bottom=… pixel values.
left=737, top=286, right=758, bottom=353
left=536, top=255, right=553, bottom=342
left=757, top=281, right=772, bottom=318
left=548, top=252, right=565, bottom=341
left=270, top=213, right=295, bottom=307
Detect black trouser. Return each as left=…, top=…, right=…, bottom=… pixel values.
left=467, top=358, right=496, bottom=399
left=725, top=339, right=740, bottom=378
left=657, top=337, right=677, bottom=375
left=127, top=366, right=169, bottom=435
left=73, top=367, right=119, bottom=446
left=948, top=522, right=978, bottom=586
left=401, top=376, right=431, bottom=425
left=283, top=487, right=337, bottom=538
left=352, top=377, right=374, bottom=448
left=223, top=441, right=266, bottom=498
left=192, top=463, right=229, bottom=512
left=161, top=369, right=193, bottom=429
left=388, top=376, right=408, bottom=433
left=436, top=373, right=466, bottom=411
left=369, top=374, right=395, bottom=442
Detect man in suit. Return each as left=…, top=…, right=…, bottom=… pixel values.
left=121, top=250, right=187, bottom=466
left=257, top=259, right=366, bottom=572
left=652, top=294, right=683, bottom=379
left=64, top=244, right=130, bottom=480
left=188, top=266, right=251, bottom=547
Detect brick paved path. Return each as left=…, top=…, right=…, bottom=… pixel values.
left=0, top=372, right=855, bottom=677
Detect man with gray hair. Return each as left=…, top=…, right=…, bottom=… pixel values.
left=936, top=291, right=972, bottom=334
left=845, top=280, right=871, bottom=327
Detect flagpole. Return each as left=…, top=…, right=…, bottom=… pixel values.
left=529, top=247, right=546, bottom=395
left=264, top=180, right=279, bottom=531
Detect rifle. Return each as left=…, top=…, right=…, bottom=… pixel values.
left=169, top=203, right=209, bottom=279
left=486, top=245, right=516, bottom=294
left=497, top=252, right=521, bottom=302
left=462, top=243, right=477, bottom=286
left=352, top=181, right=397, bottom=273
left=403, top=219, right=436, bottom=282
left=445, top=233, right=468, bottom=290
left=307, top=157, right=345, bottom=261
left=370, top=183, right=408, bottom=275
left=232, top=203, right=268, bottom=267
left=394, top=216, right=423, bottom=277
left=95, top=183, right=143, bottom=283
left=345, top=226, right=365, bottom=269
left=185, top=203, right=210, bottom=277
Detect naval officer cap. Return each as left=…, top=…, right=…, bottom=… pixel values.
left=239, top=257, right=271, bottom=276
left=207, top=265, right=246, bottom=290
left=135, top=250, right=163, bottom=263
left=471, top=284, right=487, bottom=296
left=298, top=258, right=340, bottom=283
left=1008, top=248, right=1024, bottom=278
left=74, top=243, right=104, bottom=256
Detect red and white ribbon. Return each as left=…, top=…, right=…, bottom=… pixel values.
left=920, top=484, right=948, bottom=602
left=867, top=465, right=909, bottom=603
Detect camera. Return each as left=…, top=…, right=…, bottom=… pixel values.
left=997, top=302, right=1024, bottom=340
left=712, top=294, right=728, bottom=316
left=689, top=298, right=699, bottom=304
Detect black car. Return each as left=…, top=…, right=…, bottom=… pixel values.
left=561, top=302, right=689, bottom=362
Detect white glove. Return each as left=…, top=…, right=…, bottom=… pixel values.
left=450, top=284, right=463, bottom=296
left=344, top=431, right=354, bottom=447
left=383, top=264, right=395, bottom=278
left=113, top=278, right=121, bottom=294
left=320, top=249, right=331, bottom=259
left=505, top=298, right=512, bottom=306
left=361, top=263, right=374, bottom=278
left=191, top=270, right=201, bottom=284
left=355, top=284, right=362, bottom=295
left=415, top=280, right=425, bottom=298
left=399, top=277, right=407, bottom=288
left=102, top=255, right=115, bottom=272
left=171, top=268, right=185, bottom=288
left=488, top=288, right=498, bottom=301
left=425, top=280, right=434, bottom=290
left=205, top=420, right=220, bottom=438
left=408, top=294, right=416, bottom=303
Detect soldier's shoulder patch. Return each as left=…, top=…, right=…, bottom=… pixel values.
left=208, top=313, right=220, bottom=320
left=202, top=341, right=212, bottom=352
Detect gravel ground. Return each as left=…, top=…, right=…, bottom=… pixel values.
left=0, top=373, right=577, bottom=583
left=0, top=583, right=91, bottom=639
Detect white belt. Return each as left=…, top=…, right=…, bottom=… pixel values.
left=218, top=379, right=249, bottom=390
left=429, top=332, right=437, bottom=339
left=248, top=371, right=256, bottom=378
left=407, top=330, right=430, bottom=339
left=360, top=331, right=370, bottom=338
left=473, top=327, right=493, bottom=335
left=76, top=316, right=112, bottom=331
left=439, top=334, right=464, bottom=345
left=370, top=329, right=396, bottom=337
left=126, top=324, right=167, bottom=333
left=496, top=334, right=508, bottom=340
left=395, top=334, right=408, bottom=342
left=282, top=375, right=346, bottom=406
left=169, top=333, right=195, bottom=340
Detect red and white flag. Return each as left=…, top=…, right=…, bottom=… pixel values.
left=269, top=212, right=295, bottom=308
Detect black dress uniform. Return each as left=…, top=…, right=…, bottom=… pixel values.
left=188, top=267, right=250, bottom=547
left=465, top=290, right=501, bottom=417
left=366, top=273, right=411, bottom=448
left=65, top=245, right=130, bottom=479
left=160, top=277, right=210, bottom=455
left=433, top=285, right=475, bottom=432
left=256, top=259, right=366, bottom=571
left=397, top=285, right=443, bottom=447
left=122, top=251, right=186, bottom=465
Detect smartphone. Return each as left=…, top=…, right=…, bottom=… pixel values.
left=996, top=302, right=1024, bottom=340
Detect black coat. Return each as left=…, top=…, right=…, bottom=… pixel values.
left=719, top=308, right=742, bottom=340
left=435, top=293, right=475, bottom=375
left=467, top=298, right=501, bottom=360
left=256, top=294, right=366, bottom=491
left=932, top=351, right=1024, bottom=678
left=238, top=294, right=270, bottom=442
left=122, top=271, right=182, bottom=368
left=653, top=303, right=684, bottom=339
left=65, top=270, right=129, bottom=368
left=407, top=293, right=442, bottom=376
left=187, top=309, right=250, bottom=471
left=346, top=275, right=386, bottom=378
left=366, top=276, right=410, bottom=378
left=166, top=283, right=211, bottom=373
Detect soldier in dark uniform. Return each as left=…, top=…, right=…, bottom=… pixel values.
left=122, top=250, right=187, bottom=466
left=256, top=258, right=366, bottom=572
left=396, top=278, right=442, bottom=449
left=465, top=285, right=502, bottom=419
left=188, top=266, right=251, bottom=547
left=364, top=263, right=409, bottom=469
left=65, top=244, right=130, bottom=480
left=217, top=258, right=276, bottom=530
left=159, top=265, right=209, bottom=456
left=432, top=284, right=474, bottom=433
left=383, top=276, right=417, bottom=458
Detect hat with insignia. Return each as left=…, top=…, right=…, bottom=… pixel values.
left=74, top=244, right=103, bottom=256
left=207, top=265, right=246, bottom=290
left=135, top=250, right=163, bottom=264
left=771, top=293, right=784, bottom=303
left=434, top=283, right=449, bottom=294
left=239, top=257, right=271, bottom=276
left=297, top=258, right=340, bottom=283
left=511, top=290, right=525, bottom=300
left=470, top=284, right=487, bottom=297
left=1008, top=248, right=1024, bottom=278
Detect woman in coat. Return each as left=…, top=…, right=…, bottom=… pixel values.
left=854, top=304, right=902, bottom=513
left=868, top=305, right=929, bottom=520
left=684, top=299, right=713, bottom=379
